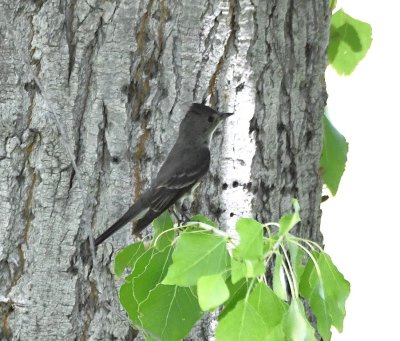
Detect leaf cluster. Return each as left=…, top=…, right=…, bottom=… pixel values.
left=115, top=203, right=350, bottom=341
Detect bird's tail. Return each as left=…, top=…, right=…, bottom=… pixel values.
left=94, top=198, right=148, bottom=247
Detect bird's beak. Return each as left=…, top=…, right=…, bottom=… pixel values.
left=220, top=112, right=234, bottom=119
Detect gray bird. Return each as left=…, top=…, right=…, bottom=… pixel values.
left=94, top=103, right=233, bottom=246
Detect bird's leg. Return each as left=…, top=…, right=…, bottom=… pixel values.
left=180, top=203, right=191, bottom=224
left=168, top=207, right=181, bottom=224
left=169, top=203, right=191, bottom=226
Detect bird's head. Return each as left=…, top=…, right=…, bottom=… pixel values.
left=179, top=103, right=233, bottom=145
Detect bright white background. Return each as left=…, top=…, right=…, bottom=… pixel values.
left=322, top=1, right=400, bottom=340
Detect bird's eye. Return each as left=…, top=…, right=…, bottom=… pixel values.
left=208, top=116, right=214, bottom=123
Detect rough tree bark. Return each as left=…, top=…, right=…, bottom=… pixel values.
left=0, top=0, right=329, bottom=340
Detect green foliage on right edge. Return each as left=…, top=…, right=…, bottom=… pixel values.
left=322, top=8, right=372, bottom=196
left=320, top=113, right=348, bottom=195
left=115, top=205, right=350, bottom=341
left=329, top=9, right=372, bottom=75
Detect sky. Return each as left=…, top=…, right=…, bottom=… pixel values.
left=321, top=1, right=399, bottom=340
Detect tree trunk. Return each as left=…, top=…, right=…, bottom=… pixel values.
left=0, top=0, right=329, bottom=340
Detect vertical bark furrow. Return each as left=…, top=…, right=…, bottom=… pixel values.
left=249, top=0, right=329, bottom=243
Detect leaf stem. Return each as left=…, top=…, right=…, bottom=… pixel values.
left=288, top=240, right=324, bottom=285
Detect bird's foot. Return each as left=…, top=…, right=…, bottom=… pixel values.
left=169, top=204, right=191, bottom=226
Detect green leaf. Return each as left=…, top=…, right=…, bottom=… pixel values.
left=114, top=242, right=146, bottom=277
left=306, top=281, right=332, bottom=341
left=119, top=282, right=137, bottom=325
left=288, top=241, right=306, bottom=284
left=300, top=252, right=332, bottom=341
left=278, top=198, right=301, bottom=236
left=231, top=257, right=265, bottom=284
left=220, top=278, right=249, bottom=319
left=197, top=274, right=230, bottom=311
left=131, top=247, right=174, bottom=304
left=152, top=210, right=175, bottom=249
left=140, top=284, right=203, bottom=341
left=216, top=282, right=288, bottom=341
left=191, top=214, right=217, bottom=227
left=231, top=218, right=265, bottom=283
left=300, top=252, right=350, bottom=339
left=162, top=231, right=230, bottom=286
left=233, top=218, right=264, bottom=260
left=283, top=299, right=317, bottom=341
left=273, top=253, right=288, bottom=301
left=119, top=246, right=174, bottom=325
left=329, top=9, right=372, bottom=75
left=320, top=113, right=348, bottom=196
left=251, top=283, right=289, bottom=328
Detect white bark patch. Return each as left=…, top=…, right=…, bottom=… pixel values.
left=220, top=84, right=256, bottom=229
left=215, top=0, right=257, bottom=231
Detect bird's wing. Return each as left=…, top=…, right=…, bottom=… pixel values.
left=155, top=146, right=210, bottom=189
left=149, top=146, right=211, bottom=212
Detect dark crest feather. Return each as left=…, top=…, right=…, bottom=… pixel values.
left=190, top=103, right=217, bottom=115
